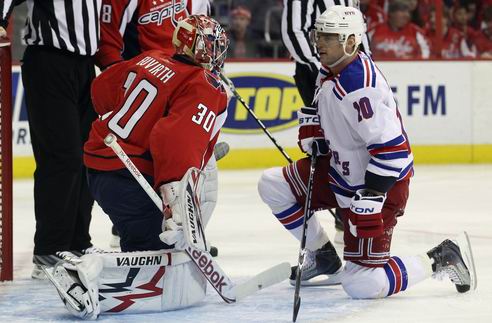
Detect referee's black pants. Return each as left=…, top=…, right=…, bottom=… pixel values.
left=293, top=62, right=319, bottom=106
left=21, top=46, right=97, bottom=255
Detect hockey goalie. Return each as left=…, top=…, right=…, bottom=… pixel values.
left=41, top=15, right=236, bottom=319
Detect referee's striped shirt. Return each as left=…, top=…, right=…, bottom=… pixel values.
left=281, top=0, right=369, bottom=71
left=1, top=0, right=101, bottom=56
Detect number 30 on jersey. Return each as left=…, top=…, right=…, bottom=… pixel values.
left=192, top=103, right=216, bottom=133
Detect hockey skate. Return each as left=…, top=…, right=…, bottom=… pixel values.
left=289, top=241, right=343, bottom=286
left=32, top=251, right=83, bottom=279
left=427, top=231, right=477, bottom=293
left=41, top=255, right=100, bottom=319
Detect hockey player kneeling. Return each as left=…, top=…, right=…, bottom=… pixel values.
left=258, top=5, right=477, bottom=302
left=42, top=15, right=232, bottom=319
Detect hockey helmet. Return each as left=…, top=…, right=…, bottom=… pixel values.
left=314, top=5, right=366, bottom=49
left=172, top=15, right=229, bottom=72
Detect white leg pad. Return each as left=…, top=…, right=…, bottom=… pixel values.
left=95, top=250, right=207, bottom=314
left=200, top=155, right=218, bottom=227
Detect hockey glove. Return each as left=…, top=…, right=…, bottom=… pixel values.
left=297, top=107, right=329, bottom=156
left=160, top=218, right=187, bottom=250
left=159, top=181, right=187, bottom=250
left=348, top=189, right=386, bottom=238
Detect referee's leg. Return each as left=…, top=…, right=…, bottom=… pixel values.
left=22, top=46, right=93, bottom=255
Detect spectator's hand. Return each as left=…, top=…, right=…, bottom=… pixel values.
left=0, top=27, right=6, bottom=38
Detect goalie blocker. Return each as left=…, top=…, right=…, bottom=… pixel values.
left=43, top=250, right=207, bottom=319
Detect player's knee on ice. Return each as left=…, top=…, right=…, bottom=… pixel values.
left=258, top=168, right=295, bottom=212
left=341, top=262, right=388, bottom=299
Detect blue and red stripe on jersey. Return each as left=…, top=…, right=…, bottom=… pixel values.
left=384, top=256, right=409, bottom=296
left=367, top=135, right=410, bottom=160
left=274, top=204, right=304, bottom=230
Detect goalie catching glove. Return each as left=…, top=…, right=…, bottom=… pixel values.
left=348, top=189, right=386, bottom=238
left=159, top=168, right=206, bottom=251
left=297, top=106, right=329, bottom=156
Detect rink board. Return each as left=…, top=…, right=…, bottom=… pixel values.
left=10, top=61, right=492, bottom=177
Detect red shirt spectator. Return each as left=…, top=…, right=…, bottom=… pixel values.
left=452, top=4, right=479, bottom=51
left=426, top=8, right=476, bottom=58
left=369, top=0, right=430, bottom=59
left=360, top=0, right=386, bottom=31
left=475, top=5, right=492, bottom=58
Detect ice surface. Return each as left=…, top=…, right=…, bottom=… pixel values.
left=1, top=165, right=491, bottom=322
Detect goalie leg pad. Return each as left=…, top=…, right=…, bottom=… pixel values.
left=200, top=155, right=218, bottom=227
left=95, top=250, right=206, bottom=314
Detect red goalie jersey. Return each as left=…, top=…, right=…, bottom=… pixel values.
left=84, top=50, right=228, bottom=187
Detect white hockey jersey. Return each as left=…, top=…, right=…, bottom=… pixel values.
left=315, top=52, right=413, bottom=208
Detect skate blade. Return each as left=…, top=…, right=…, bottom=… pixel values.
left=289, top=270, right=342, bottom=287
left=40, top=265, right=84, bottom=311
left=456, top=231, right=477, bottom=291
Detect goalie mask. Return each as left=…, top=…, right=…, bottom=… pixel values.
left=172, top=15, right=229, bottom=72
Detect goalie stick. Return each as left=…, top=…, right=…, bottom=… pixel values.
left=104, top=133, right=290, bottom=303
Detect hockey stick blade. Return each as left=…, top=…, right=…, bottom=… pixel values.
left=233, top=262, right=291, bottom=302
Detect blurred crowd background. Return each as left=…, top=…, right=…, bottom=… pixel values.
left=8, top=0, right=492, bottom=62
left=220, top=0, right=492, bottom=60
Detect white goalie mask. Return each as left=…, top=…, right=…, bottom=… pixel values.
left=314, top=5, right=366, bottom=65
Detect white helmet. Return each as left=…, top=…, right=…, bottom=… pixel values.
left=315, top=5, right=366, bottom=51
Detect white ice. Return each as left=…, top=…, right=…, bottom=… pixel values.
left=1, top=165, right=492, bottom=322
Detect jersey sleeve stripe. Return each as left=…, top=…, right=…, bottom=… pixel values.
left=367, top=135, right=406, bottom=150
left=373, top=151, right=409, bottom=160
left=369, top=159, right=402, bottom=173
left=398, top=161, right=414, bottom=180
left=369, top=142, right=409, bottom=156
